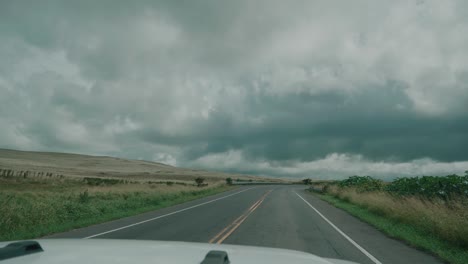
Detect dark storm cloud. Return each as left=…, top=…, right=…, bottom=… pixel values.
left=1, top=0, right=468, bottom=178
left=140, top=82, right=468, bottom=163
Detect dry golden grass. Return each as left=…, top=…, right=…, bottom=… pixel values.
left=85, top=181, right=225, bottom=194
left=326, top=185, right=468, bottom=248
left=0, top=175, right=225, bottom=195
left=0, top=148, right=260, bottom=182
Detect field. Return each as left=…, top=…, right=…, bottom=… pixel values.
left=0, top=172, right=233, bottom=241
left=0, top=148, right=260, bottom=183
left=0, top=148, right=260, bottom=241
left=308, top=175, right=468, bottom=264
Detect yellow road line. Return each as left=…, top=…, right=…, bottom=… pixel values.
left=209, top=190, right=272, bottom=244
left=208, top=212, right=247, bottom=243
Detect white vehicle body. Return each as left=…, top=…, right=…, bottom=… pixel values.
left=0, top=239, right=359, bottom=264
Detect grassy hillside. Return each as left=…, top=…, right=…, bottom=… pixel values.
left=0, top=148, right=272, bottom=241
left=0, top=148, right=258, bottom=182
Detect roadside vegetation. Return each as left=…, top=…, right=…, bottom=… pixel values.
left=306, top=174, right=468, bottom=264
left=0, top=169, right=232, bottom=241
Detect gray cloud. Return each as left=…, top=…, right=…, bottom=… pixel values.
left=1, top=0, right=467, bottom=179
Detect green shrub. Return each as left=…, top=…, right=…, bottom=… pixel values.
left=226, top=177, right=233, bottom=185
left=302, top=179, right=312, bottom=185
left=338, top=176, right=384, bottom=192
left=83, top=177, right=123, bottom=186
left=385, top=175, right=468, bottom=200
left=195, top=177, right=205, bottom=187
left=329, top=174, right=468, bottom=200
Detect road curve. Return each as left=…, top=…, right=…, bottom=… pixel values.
left=47, top=186, right=442, bottom=264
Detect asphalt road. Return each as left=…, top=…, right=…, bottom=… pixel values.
left=47, top=186, right=442, bottom=264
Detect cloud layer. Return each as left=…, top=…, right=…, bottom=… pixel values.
left=1, top=0, right=467, bottom=179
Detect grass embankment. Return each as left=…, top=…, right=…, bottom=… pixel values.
left=308, top=177, right=468, bottom=264
left=0, top=175, right=233, bottom=241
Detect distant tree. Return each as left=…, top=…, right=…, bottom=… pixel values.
left=195, top=177, right=205, bottom=187
left=226, top=177, right=233, bottom=185
left=302, top=179, right=312, bottom=185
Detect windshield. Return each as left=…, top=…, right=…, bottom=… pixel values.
left=0, top=1, right=466, bottom=264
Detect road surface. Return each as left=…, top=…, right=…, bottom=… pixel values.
left=47, top=186, right=442, bottom=264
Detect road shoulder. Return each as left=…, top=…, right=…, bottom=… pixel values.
left=298, top=189, right=443, bottom=264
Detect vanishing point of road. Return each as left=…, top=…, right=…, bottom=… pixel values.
left=48, top=186, right=442, bottom=264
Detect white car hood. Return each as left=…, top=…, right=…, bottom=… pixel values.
left=0, top=239, right=358, bottom=264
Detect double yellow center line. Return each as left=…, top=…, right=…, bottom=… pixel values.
left=209, top=189, right=273, bottom=244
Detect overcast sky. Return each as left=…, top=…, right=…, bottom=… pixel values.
left=1, top=0, right=467, bottom=179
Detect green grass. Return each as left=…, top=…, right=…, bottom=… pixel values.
left=0, top=184, right=233, bottom=241
left=311, top=191, right=468, bottom=264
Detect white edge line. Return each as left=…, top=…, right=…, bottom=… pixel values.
left=83, top=187, right=256, bottom=239
left=295, top=192, right=383, bottom=264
